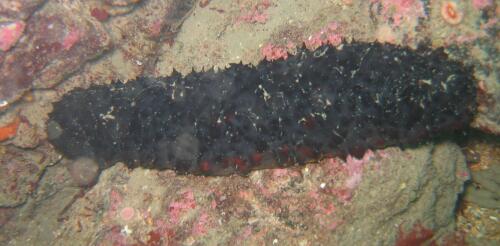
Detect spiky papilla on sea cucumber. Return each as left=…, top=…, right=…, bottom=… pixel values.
left=47, top=42, right=477, bottom=175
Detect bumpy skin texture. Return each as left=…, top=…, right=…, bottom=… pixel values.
left=48, top=42, right=477, bottom=175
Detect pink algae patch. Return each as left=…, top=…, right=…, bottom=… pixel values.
left=168, top=190, right=196, bottom=224
left=472, top=0, right=493, bottom=10
left=107, top=188, right=123, bottom=217
left=262, top=22, right=343, bottom=61
left=317, top=201, right=336, bottom=215
left=120, top=207, right=135, bottom=221
left=148, top=19, right=164, bottom=37
left=261, top=43, right=288, bottom=61
left=373, top=0, right=426, bottom=27
left=481, top=18, right=497, bottom=30
left=153, top=218, right=176, bottom=240
left=344, top=150, right=375, bottom=189
left=237, top=226, right=253, bottom=242
left=395, top=223, right=435, bottom=246
left=272, top=168, right=289, bottom=178
left=90, top=8, right=109, bottom=22
left=236, top=0, right=271, bottom=24
left=304, top=22, right=343, bottom=49
left=272, top=167, right=301, bottom=179
left=191, top=212, right=210, bottom=236
left=0, top=21, right=26, bottom=51
left=323, top=150, right=379, bottom=203
left=329, top=188, right=354, bottom=203
left=308, top=189, right=343, bottom=231
left=100, top=226, right=128, bottom=246
left=239, top=10, right=268, bottom=24
left=62, top=27, right=81, bottom=50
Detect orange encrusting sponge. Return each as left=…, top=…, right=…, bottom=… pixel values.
left=0, top=117, right=20, bottom=142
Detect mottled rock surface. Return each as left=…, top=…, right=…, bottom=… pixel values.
left=3, top=143, right=469, bottom=245
left=0, top=1, right=112, bottom=107
left=0, top=144, right=59, bottom=207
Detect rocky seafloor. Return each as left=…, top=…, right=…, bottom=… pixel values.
left=0, top=0, right=499, bottom=245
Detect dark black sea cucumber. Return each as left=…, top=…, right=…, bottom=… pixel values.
left=47, top=42, right=477, bottom=175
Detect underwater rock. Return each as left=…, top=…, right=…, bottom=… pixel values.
left=0, top=144, right=58, bottom=207
left=45, top=142, right=469, bottom=245
left=0, top=6, right=112, bottom=109
left=48, top=42, right=477, bottom=175
left=464, top=164, right=500, bottom=209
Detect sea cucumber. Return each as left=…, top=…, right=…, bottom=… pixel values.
left=47, top=42, right=477, bottom=175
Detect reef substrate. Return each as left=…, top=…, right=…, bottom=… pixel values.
left=48, top=42, right=477, bottom=175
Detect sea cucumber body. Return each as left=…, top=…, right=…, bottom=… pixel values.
left=48, top=42, right=476, bottom=175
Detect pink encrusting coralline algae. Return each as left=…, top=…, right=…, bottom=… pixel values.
left=262, top=21, right=344, bottom=61
left=62, top=27, right=81, bottom=50
left=261, top=43, right=289, bottom=61
left=236, top=0, right=272, bottom=24
left=343, top=150, right=376, bottom=190
left=322, top=149, right=381, bottom=204
left=305, top=22, right=343, bottom=49
left=304, top=151, right=382, bottom=231
left=472, top=0, right=493, bottom=10
left=167, top=190, right=196, bottom=224
left=191, top=212, right=211, bottom=236
left=0, top=21, right=26, bottom=51
left=372, top=0, right=426, bottom=27
left=107, top=188, right=124, bottom=218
